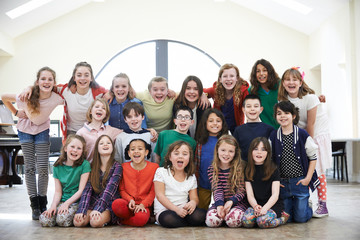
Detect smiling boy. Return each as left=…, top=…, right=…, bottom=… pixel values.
left=135, top=76, right=174, bottom=133
left=114, top=102, right=156, bottom=163
left=233, top=94, right=274, bottom=161
left=154, top=105, right=196, bottom=167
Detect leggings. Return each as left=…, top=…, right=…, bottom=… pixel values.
left=21, top=142, right=50, bottom=197
left=112, top=199, right=150, bottom=227
left=206, top=207, right=244, bottom=228
left=39, top=203, right=78, bottom=227
left=157, top=208, right=206, bottom=228
left=242, top=208, right=284, bottom=228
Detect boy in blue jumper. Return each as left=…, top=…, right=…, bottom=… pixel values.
left=269, top=101, right=319, bottom=223
left=233, top=94, right=274, bottom=161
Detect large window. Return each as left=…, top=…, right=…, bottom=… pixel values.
left=95, top=40, right=220, bottom=92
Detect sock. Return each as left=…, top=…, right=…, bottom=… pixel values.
left=317, top=174, right=327, bottom=201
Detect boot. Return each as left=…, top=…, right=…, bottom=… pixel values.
left=30, top=196, right=41, bottom=220
left=38, top=195, right=48, bottom=213
left=313, top=200, right=329, bottom=218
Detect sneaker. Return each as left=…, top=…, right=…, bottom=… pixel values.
left=309, top=200, right=313, bottom=210
left=313, top=201, right=329, bottom=218
left=280, top=211, right=290, bottom=224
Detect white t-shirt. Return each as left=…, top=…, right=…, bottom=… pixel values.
left=288, top=94, right=330, bottom=137
left=153, top=167, right=197, bottom=216
left=60, top=87, right=95, bottom=132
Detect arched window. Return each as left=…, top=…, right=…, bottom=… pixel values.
left=95, top=39, right=220, bottom=92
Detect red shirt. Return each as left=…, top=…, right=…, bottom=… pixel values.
left=119, top=161, right=159, bottom=208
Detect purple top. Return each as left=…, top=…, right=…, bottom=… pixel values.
left=207, top=165, right=247, bottom=211
left=77, top=161, right=122, bottom=224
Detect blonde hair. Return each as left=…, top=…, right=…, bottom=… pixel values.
left=86, top=98, right=110, bottom=123
left=110, top=73, right=135, bottom=100
left=211, top=135, right=244, bottom=194
left=148, top=76, right=168, bottom=91
left=278, top=68, right=315, bottom=101
left=215, top=63, right=247, bottom=106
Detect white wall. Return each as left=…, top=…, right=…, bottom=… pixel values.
left=309, top=1, right=359, bottom=139
left=2, top=0, right=356, bottom=139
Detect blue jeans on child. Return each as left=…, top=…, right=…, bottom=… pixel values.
left=280, top=176, right=312, bottom=223
left=18, top=129, right=50, bottom=144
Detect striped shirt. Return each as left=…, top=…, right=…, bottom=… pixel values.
left=207, top=165, right=247, bottom=210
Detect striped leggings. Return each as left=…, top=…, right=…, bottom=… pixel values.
left=21, top=142, right=50, bottom=197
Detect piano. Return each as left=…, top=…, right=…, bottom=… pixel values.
left=0, top=101, right=22, bottom=187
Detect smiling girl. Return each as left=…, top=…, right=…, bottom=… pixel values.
left=173, top=75, right=210, bottom=138
left=1, top=67, right=64, bottom=220
left=40, top=135, right=91, bottom=227
left=76, top=99, right=122, bottom=162
left=112, top=139, right=158, bottom=227
left=154, top=141, right=206, bottom=228
left=204, top=64, right=249, bottom=134
left=74, top=135, right=122, bottom=228
left=242, top=137, right=289, bottom=228
left=108, top=73, right=147, bottom=131
left=205, top=135, right=248, bottom=228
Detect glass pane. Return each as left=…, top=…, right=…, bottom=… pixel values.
left=95, top=42, right=156, bottom=92
left=168, top=42, right=220, bottom=91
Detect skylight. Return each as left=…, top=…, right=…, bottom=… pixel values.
left=272, top=0, right=313, bottom=15
left=6, top=0, right=54, bottom=19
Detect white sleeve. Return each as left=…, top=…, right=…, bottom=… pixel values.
left=305, top=136, right=318, bottom=161
left=153, top=168, right=165, bottom=183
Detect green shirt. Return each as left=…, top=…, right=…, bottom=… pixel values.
left=154, top=130, right=196, bottom=167
left=136, top=91, right=174, bottom=133
left=53, top=160, right=91, bottom=202
left=248, top=83, right=280, bottom=129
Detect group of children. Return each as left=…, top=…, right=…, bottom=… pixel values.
left=1, top=58, right=331, bottom=229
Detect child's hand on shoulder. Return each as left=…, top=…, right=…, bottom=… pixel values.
left=134, top=204, right=147, bottom=213
left=148, top=128, right=158, bottom=142
left=183, top=200, right=196, bottom=215
left=175, top=206, right=188, bottom=218
left=128, top=199, right=136, bottom=211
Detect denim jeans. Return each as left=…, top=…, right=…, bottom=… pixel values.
left=280, top=176, right=312, bottom=223
left=18, top=129, right=50, bottom=144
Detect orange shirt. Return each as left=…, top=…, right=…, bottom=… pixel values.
left=119, top=161, right=159, bottom=208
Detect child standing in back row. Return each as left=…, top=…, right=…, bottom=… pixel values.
left=1, top=67, right=64, bottom=220
left=269, top=101, right=319, bottom=223
left=203, top=63, right=249, bottom=134
left=278, top=67, right=331, bottom=217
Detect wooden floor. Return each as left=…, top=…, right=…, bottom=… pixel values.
left=0, top=175, right=359, bottom=240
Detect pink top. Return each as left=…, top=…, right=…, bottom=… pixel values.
left=16, top=92, right=64, bottom=135
left=76, top=123, right=122, bottom=162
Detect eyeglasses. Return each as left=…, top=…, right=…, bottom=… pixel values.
left=176, top=115, right=192, bottom=121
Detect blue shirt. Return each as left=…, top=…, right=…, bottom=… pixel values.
left=221, top=97, right=236, bottom=134
left=199, top=136, right=218, bottom=190
left=108, top=98, right=147, bottom=131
